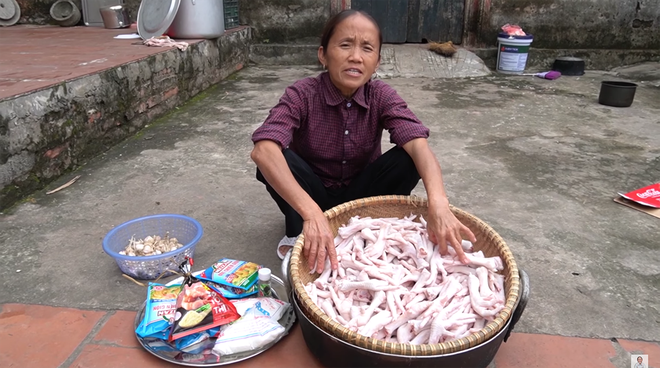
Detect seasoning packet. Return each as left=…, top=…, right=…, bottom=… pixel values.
left=144, top=330, right=216, bottom=357
left=205, top=280, right=259, bottom=299
left=143, top=338, right=180, bottom=359
left=174, top=349, right=220, bottom=364
left=174, top=331, right=215, bottom=354
left=212, top=298, right=290, bottom=356
left=168, top=258, right=241, bottom=342
left=244, top=298, right=290, bottom=321
left=136, top=283, right=182, bottom=340
left=230, top=297, right=285, bottom=317
left=197, top=258, right=261, bottom=291
left=207, top=326, right=221, bottom=338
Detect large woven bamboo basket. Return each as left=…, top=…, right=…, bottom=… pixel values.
left=290, top=195, right=520, bottom=356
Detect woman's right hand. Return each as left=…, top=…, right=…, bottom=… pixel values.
left=251, top=140, right=338, bottom=273
left=302, top=210, right=338, bottom=274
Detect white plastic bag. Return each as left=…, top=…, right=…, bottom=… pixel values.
left=230, top=298, right=260, bottom=316
left=212, top=298, right=290, bottom=356
left=230, top=297, right=288, bottom=317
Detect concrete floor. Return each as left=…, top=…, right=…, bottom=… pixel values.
left=0, top=63, right=659, bottom=346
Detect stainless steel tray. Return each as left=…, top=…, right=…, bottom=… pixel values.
left=133, top=274, right=295, bottom=367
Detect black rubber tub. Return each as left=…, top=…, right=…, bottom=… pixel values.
left=552, top=56, right=585, bottom=76
left=598, top=81, right=638, bottom=108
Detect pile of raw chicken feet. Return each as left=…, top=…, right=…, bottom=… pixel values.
left=303, top=215, right=506, bottom=345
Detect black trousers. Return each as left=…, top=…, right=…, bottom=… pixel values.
left=256, top=147, right=421, bottom=238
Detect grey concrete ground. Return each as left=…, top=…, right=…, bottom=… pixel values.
left=0, top=62, right=659, bottom=343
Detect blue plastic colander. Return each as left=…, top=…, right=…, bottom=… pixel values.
left=102, top=214, right=203, bottom=280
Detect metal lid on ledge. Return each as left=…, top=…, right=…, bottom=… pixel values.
left=0, top=0, right=21, bottom=27
left=137, top=0, right=181, bottom=40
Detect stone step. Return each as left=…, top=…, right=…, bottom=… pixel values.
left=0, top=26, right=251, bottom=211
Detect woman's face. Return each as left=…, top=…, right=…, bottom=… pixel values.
left=318, top=14, right=381, bottom=98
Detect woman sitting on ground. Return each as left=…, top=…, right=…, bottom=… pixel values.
left=250, top=9, right=475, bottom=273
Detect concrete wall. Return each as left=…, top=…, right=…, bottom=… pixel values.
left=468, top=0, right=660, bottom=49
left=16, top=0, right=140, bottom=25
left=238, top=0, right=331, bottom=44
left=15, top=0, right=660, bottom=51
left=0, top=27, right=251, bottom=210
left=16, top=0, right=327, bottom=44
left=124, top=0, right=141, bottom=20
left=16, top=0, right=68, bottom=24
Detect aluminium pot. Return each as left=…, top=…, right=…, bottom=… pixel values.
left=282, top=251, right=530, bottom=368
left=100, top=5, right=130, bottom=28
left=168, top=0, right=225, bottom=39
left=50, top=0, right=81, bottom=27
left=0, top=0, right=21, bottom=27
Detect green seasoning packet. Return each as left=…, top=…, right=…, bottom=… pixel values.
left=197, top=258, right=260, bottom=290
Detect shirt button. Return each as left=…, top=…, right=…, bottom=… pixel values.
left=347, top=102, right=352, bottom=107
left=342, top=160, right=346, bottom=164
left=344, top=130, right=349, bottom=135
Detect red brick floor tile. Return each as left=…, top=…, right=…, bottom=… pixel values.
left=0, top=304, right=106, bottom=368
left=70, top=345, right=176, bottom=368
left=92, top=310, right=141, bottom=348
left=0, top=25, right=247, bottom=100
left=230, top=326, right=324, bottom=368
left=77, top=326, right=321, bottom=368
left=494, top=333, right=617, bottom=368
left=618, top=340, right=660, bottom=367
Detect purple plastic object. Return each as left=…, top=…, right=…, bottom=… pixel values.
left=535, top=71, right=562, bottom=80
left=522, top=71, right=561, bottom=80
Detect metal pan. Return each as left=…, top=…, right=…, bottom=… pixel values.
left=82, top=0, right=125, bottom=27
left=133, top=274, right=296, bottom=367
left=285, top=258, right=529, bottom=368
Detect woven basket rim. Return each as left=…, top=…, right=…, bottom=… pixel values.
left=290, top=195, right=520, bottom=356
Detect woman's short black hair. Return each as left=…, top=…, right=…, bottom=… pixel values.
left=320, top=9, right=382, bottom=54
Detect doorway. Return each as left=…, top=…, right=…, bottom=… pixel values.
left=351, top=0, right=465, bottom=44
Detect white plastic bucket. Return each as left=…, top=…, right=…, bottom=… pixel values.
left=496, top=33, right=534, bottom=74
left=168, top=0, right=225, bottom=39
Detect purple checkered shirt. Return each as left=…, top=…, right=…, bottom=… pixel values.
left=252, top=72, right=430, bottom=188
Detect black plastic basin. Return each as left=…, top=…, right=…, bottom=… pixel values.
left=598, top=81, right=638, bottom=108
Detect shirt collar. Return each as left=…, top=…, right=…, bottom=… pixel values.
left=321, top=72, right=370, bottom=108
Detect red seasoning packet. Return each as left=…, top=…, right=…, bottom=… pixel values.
left=619, top=183, right=660, bottom=208
left=168, top=258, right=240, bottom=342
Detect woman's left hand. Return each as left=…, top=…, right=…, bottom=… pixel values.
left=426, top=200, right=476, bottom=264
